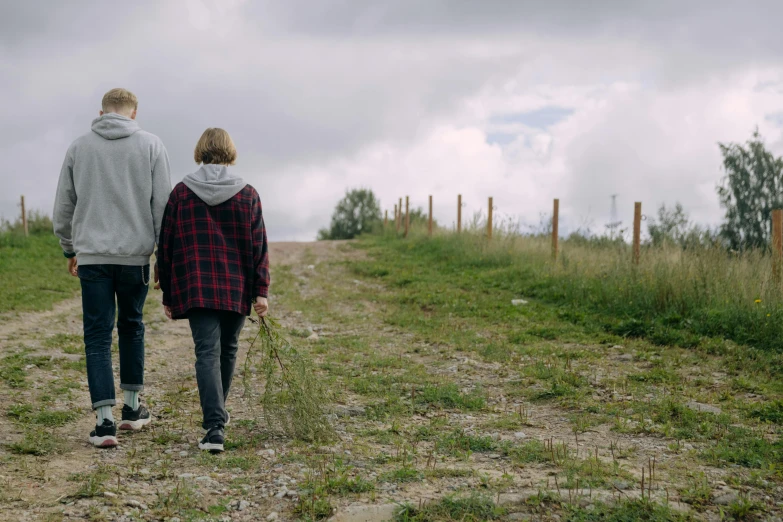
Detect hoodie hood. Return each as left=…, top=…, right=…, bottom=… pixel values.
left=91, top=113, right=141, bottom=140
left=183, top=164, right=246, bottom=206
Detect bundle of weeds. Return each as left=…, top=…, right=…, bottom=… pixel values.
left=244, top=317, right=335, bottom=442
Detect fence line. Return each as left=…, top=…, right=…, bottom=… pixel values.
left=384, top=194, right=783, bottom=273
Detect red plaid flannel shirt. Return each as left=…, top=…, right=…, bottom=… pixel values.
left=157, top=182, right=270, bottom=319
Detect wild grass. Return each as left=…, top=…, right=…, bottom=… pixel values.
left=0, top=221, right=79, bottom=314
left=244, top=317, right=335, bottom=442
left=362, top=224, right=783, bottom=353
left=396, top=493, right=506, bottom=521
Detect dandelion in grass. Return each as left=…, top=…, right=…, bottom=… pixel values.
left=755, top=299, right=762, bottom=304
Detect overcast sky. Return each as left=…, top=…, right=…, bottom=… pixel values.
left=3, top=0, right=783, bottom=240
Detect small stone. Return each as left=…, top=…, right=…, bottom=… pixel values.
left=498, top=492, right=536, bottom=505
left=334, top=405, right=366, bottom=418
left=266, top=513, right=279, bottom=521
left=125, top=499, right=144, bottom=509
left=103, top=491, right=117, bottom=498
left=179, top=451, right=188, bottom=457
left=513, top=431, right=526, bottom=439
left=511, top=299, right=528, bottom=306
left=285, top=489, right=298, bottom=498
left=196, top=476, right=212, bottom=482
left=307, top=332, right=319, bottom=341
left=178, top=473, right=195, bottom=479
left=616, top=353, right=634, bottom=362
left=714, top=491, right=739, bottom=505
left=275, top=488, right=287, bottom=499
left=686, top=401, right=722, bottom=415
left=238, top=500, right=250, bottom=511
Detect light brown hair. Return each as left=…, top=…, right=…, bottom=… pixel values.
left=101, top=88, right=138, bottom=113
left=194, top=128, right=237, bottom=165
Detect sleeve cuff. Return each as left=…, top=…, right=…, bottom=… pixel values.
left=254, top=288, right=269, bottom=298
left=63, top=251, right=76, bottom=259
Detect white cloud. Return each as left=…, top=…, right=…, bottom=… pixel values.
left=4, top=1, right=783, bottom=242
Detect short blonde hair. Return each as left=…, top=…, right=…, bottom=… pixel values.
left=101, top=88, right=138, bottom=113
left=194, top=128, right=237, bottom=165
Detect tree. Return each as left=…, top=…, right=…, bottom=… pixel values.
left=647, top=202, right=718, bottom=249
left=648, top=203, right=690, bottom=247
left=717, top=130, right=783, bottom=250
left=318, top=188, right=381, bottom=240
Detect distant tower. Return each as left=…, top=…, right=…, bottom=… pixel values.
left=606, top=194, right=622, bottom=237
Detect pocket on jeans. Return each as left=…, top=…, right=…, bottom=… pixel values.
left=120, top=265, right=150, bottom=285
left=77, top=265, right=108, bottom=281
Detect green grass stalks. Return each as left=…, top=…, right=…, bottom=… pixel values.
left=244, top=317, right=335, bottom=442
left=360, top=228, right=783, bottom=353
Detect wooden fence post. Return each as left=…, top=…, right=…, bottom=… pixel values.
left=404, top=196, right=410, bottom=238
left=487, top=197, right=493, bottom=239
left=633, top=202, right=642, bottom=265
left=457, top=194, right=462, bottom=233
left=428, top=195, right=433, bottom=237
left=773, top=209, right=783, bottom=282
left=21, top=195, right=28, bottom=237
left=397, top=198, right=402, bottom=233
left=384, top=209, right=388, bottom=228
left=552, top=198, right=559, bottom=261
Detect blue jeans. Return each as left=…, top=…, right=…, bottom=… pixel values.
left=78, top=264, right=149, bottom=409
left=187, top=309, right=246, bottom=429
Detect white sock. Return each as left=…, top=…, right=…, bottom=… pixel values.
left=124, top=390, right=140, bottom=411
left=96, top=405, right=114, bottom=425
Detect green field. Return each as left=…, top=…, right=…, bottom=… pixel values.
left=1, top=223, right=782, bottom=520
left=0, top=232, right=79, bottom=315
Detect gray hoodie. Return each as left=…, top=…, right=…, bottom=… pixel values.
left=183, top=164, right=246, bottom=206
left=53, top=113, right=172, bottom=266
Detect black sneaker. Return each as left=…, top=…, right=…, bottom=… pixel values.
left=199, top=426, right=225, bottom=453
left=89, top=419, right=118, bottom=448
left=118, top=405, right=152, bottom=431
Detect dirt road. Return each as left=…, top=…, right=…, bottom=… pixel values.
left=0, top=241, right=777, bottom=521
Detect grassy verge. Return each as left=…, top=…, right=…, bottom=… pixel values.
left=0, top=232, right=79, bottom=314
left=357, top=229, right=783, bottom=352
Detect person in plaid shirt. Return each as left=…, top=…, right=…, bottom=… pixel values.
left=156, top=128, right=269, bottom=452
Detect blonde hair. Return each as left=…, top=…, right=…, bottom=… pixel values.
left=194, top=128, right=237, bottom=165
left=101, top=88, right=138, bottom=114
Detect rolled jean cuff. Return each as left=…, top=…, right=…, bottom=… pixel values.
left=92, top=399, right=117, bottom=409
left=120, top=383, right=144, bottom=392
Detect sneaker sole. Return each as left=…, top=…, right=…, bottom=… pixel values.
left=89, top=435, right=118, bottom=448
left=118, top=417, right=152, bottom=431
left=199, top=442, right=225, bottom=453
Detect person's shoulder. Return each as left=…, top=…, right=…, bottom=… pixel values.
left=242, top=184, right=260, bottom=199
left=168, top=181, right=190, bottom=200
left=68, top=131, right=96, bottom=151
left=134, top=129, right=165, bottom=148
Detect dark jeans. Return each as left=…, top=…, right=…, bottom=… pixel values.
left=187, top=309, right=246, bottom=429
left=79, top=264, right=150, bottom=409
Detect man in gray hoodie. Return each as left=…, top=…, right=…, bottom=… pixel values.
left=53, top=88, right=171, bottom=448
